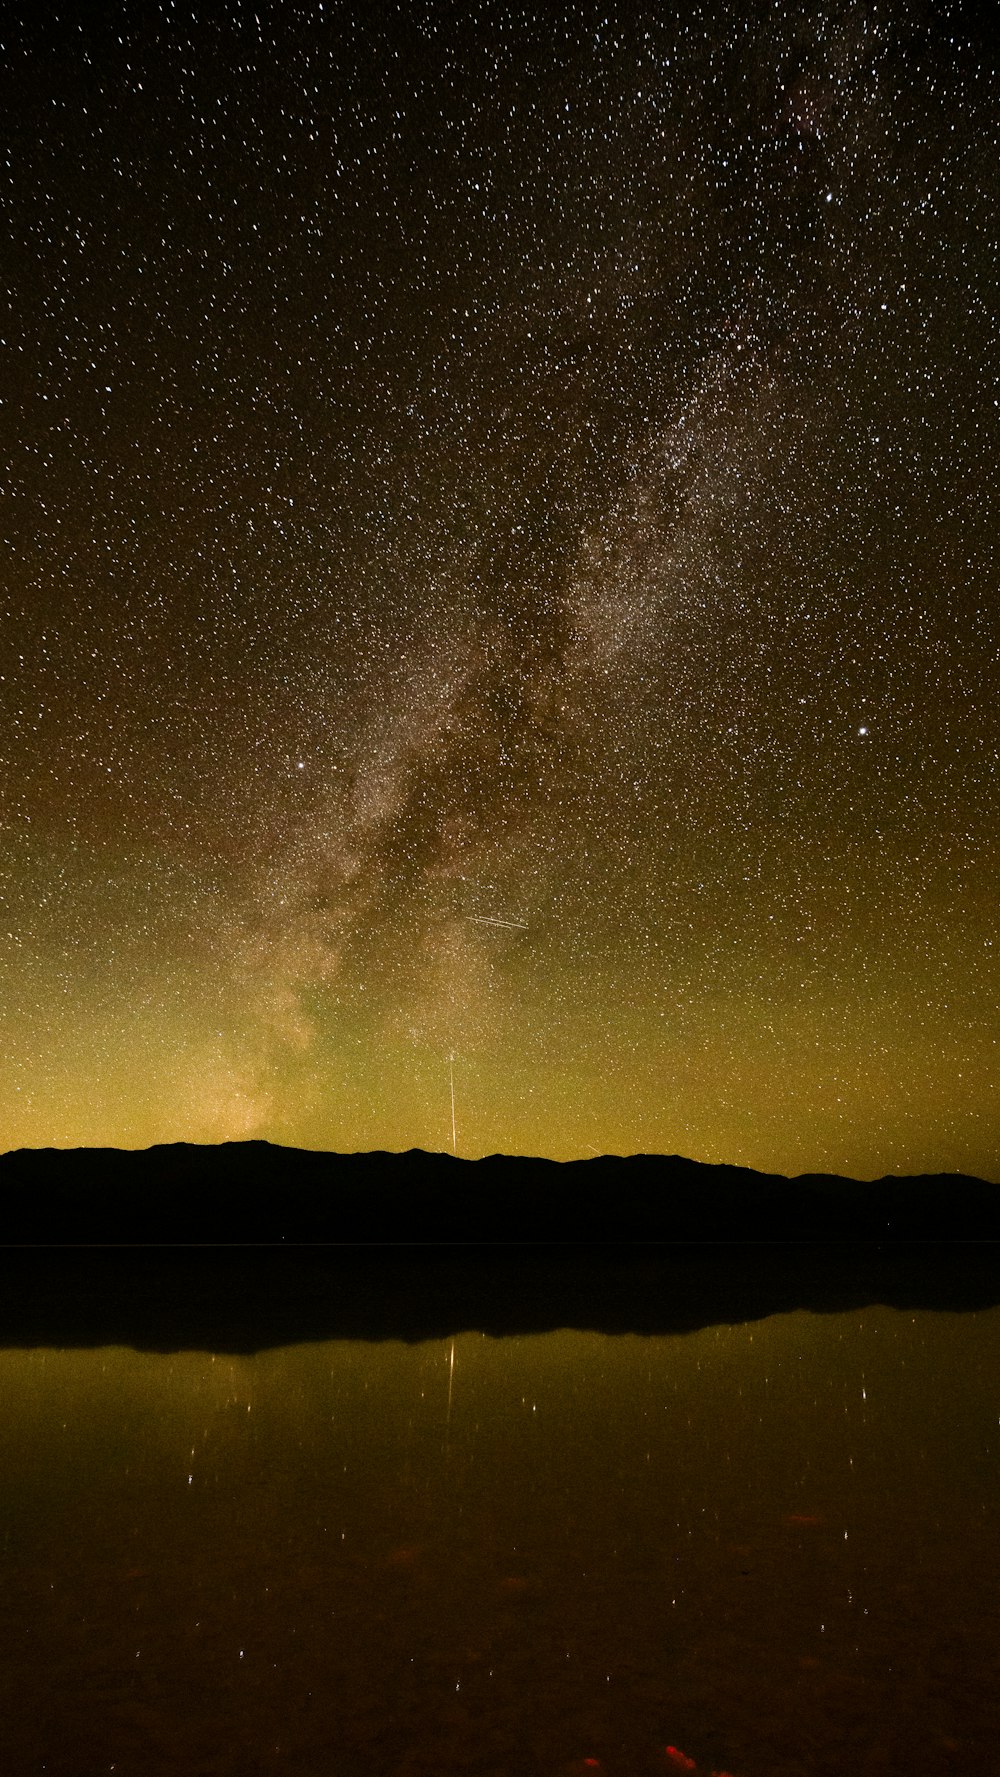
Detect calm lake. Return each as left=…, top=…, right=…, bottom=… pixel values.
left=1, top=1304, right=997, bottom=1777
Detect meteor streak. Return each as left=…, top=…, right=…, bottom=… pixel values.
left=465, top=914, right=528, bottom=930
left=449, top=1054, right=457, bottom=1156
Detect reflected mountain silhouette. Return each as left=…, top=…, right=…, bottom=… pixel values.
left=1, top=1141, right=997, bottom=1350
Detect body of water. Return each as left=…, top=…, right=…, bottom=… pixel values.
left=1, top=1304, right=997, bottom=1776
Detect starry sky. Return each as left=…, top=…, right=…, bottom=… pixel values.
left=1, top=1, right=996, bottom=1174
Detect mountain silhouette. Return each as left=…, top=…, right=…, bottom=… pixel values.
left=1, top=1139, right=997, bottom=1243
left=0, top=1142, right=996, bottom=1351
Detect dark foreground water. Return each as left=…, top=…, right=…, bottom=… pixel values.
left=1, top=1306, right=998, bottom=1777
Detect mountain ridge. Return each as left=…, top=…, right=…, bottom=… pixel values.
left=1, top=1139, right=996, bottom=1244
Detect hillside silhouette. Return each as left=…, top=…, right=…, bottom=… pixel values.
left=0, top=1142, right=997, bottom=1351
left=1, top=1139, right=997, bottom=1244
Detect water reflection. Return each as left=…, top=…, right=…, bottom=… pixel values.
left=1, top=1311, right=997, bottom=1776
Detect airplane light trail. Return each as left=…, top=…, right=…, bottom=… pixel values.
left=465, top=915, right=529, bottom=930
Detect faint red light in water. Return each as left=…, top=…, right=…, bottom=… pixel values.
left=499, top=1574, right=530, bottom=1593
left=384, top=1544, right=423, bottom=1566
left=583, top=1762, right=601, bottom=1769
left=784, top=1513, right=824, bottom=1526
left=665, top=1749, right=697, bottom=1771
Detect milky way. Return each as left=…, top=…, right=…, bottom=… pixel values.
left=1, top=3, right=996, bottom=1171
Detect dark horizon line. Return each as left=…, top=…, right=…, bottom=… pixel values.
left=3, top=1135, right=996, bottom=1189
left=1, top=1142, right=997, bottom=1350
left=1, top=1140, right=997, bottom=1250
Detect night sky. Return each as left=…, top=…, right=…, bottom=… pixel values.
left=1, top=2, right=996, bottom=1174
